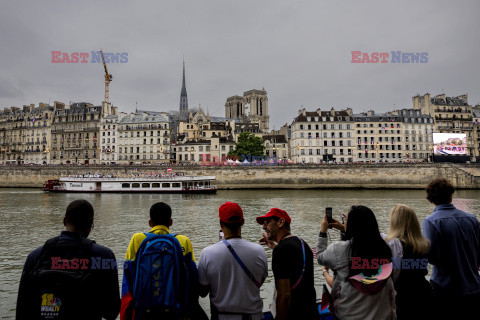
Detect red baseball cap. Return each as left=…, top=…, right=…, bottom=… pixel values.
left=256, top=208, right=291, bottom=225
left=219, top=201, right=244, bottom=224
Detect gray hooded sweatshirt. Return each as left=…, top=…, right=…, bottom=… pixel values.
left=317, top=236, right=397, bottom=320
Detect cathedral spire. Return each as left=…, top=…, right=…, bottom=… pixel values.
left=179, top=57, right=188, bottom=112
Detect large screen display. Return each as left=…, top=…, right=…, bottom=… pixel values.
left=433, top=133, right=467, bottom=155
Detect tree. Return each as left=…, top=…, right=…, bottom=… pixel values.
left=228, top=132, right=265, bottom=157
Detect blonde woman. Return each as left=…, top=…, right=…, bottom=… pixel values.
left=385, top=204, right=432, bottom=320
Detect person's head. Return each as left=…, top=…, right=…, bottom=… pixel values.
left=386, top=204, right=430, bottom=255
left=344, top=205, right=380, bottom=241
left=344, top=205, right=392, bottom=277
left=63, top=200, right=94, bottom=237
left=149, top=202, right=172, bottom=227
left=426, top=178, right=454, bottom=205
left=218, top=201, right=244, bottom=233
left=256, top=208, right=291, bottom=242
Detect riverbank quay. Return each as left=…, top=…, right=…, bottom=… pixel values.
left=1, top=163, right=480, bottom=189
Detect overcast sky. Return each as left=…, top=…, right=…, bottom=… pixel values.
left=1, top=0, right=479, bottom=129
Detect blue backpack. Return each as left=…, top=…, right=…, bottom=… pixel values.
left=132, top=233, right=194, bottom=320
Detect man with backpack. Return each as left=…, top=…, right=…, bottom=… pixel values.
left=198, top=201, right=268, bottom=320
left=16, top=199, right=120, bottom=320
left=121, top=202, right=199, bottom=320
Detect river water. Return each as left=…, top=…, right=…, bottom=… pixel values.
left=1, top=188, right=480, bottom=319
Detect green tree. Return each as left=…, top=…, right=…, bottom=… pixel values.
left=228, top=132, right=265, bottom=157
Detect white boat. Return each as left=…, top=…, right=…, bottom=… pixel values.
left=43, top=173, right=217, bottom=193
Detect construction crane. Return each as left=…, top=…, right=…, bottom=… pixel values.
left=100, top=50, right=113, bottom=103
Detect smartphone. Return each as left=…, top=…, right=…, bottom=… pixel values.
left=219, top=230, right=224, bottom=241
left=325, top=207, right=333, bottom=223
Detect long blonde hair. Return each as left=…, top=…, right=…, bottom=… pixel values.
left=385, top=204, right=430, bottom=255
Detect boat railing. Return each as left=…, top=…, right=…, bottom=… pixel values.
left=62, top=175, right=215, bottom=182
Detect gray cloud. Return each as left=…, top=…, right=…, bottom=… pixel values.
left=0, top=0, right=479, bottom=128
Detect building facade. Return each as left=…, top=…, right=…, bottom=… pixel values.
left=291, top=108, right=355, bottom=163
left=390, top=109, right=435, bottom=162
left=50, top=102, right=115, bottom=164
left=413, top=93, right=476, bottom=159
left=263, top=135, right=288, bottom=159
left=174, top=135, right=235, bottom=163
left=0, top=103, right=54, bottom=164
left=117, top=111, right=170, bottom=164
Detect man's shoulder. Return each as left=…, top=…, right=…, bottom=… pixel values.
left=173, top=234, right=192, bottom=243
left=91, top=242, right=115, bottom=258
left=201, top=241, right=224, bottom=255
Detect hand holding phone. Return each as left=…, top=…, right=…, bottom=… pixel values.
left=325, top=207, right=333, bottom=224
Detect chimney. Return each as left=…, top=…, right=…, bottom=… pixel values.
left=316, top=108, right=321, bottom=116
left=457, top=94, right=468, bottom=103
left=435, top=94, right=446, bottom=102
left=330, top=108, right=335, bottom=116
left=346, top=108, right=353, bottom=116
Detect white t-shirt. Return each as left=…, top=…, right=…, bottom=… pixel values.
left=198, top=238, right=268, bottom=320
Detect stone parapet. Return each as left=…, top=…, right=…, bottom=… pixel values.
left=1, top=163, right=480, bottom=189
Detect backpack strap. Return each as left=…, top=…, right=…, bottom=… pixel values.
left=222, top=239, right=261, bottom=289
left=291, top=236, right=306, bottom=290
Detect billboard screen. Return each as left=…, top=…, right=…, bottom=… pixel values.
left=433, top=133, right=467, bottom=155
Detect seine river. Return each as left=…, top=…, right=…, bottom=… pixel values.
left=2, top=188, right=480, bottom=319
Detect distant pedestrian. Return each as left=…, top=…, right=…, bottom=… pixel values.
left=257, top=208, right=317, bottom=320
left=198, top=201, right=268, bottom=319
left=423, top=178, right=480, bottom=320
left=384, top=204, right=432, bottom=320
left=16, top=200, right=120, bottom=320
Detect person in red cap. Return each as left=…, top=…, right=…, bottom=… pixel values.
left=257, top=208, right=318, bottom=320
left=198, top=201, right=268, bottom=320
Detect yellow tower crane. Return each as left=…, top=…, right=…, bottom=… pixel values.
left=100, top=50, right=113, bottom=103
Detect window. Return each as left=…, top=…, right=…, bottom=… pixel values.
left=122, top=183, right=130, bottom=188
left=172, top=183, right=181, bottom=188
left=132, top=183, right=140, bottom=188
left=142, top=183, right=150, bottom=188
left=152, top=183, right=160, bottom=188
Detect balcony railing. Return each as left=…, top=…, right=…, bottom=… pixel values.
left=435, top=116, right=473, bottom=122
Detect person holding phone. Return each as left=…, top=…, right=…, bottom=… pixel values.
left=317, top=206, right=396, bottom=320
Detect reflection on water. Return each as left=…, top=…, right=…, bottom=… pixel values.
left=1, top=188, right=480, bottom=319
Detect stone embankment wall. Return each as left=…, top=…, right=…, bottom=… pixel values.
left=0, top=163, right=480, bottom=189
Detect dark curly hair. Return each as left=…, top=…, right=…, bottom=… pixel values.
left=426, top=178, right=454, bottom=205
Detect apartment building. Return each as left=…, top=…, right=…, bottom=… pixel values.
left=100, top=113, right=129, bottom=164
left=263, top=135, right=288, bottom=159
left=473, top=106, right=480, bottom=159
left=50, top=102, right=115, bottom=164
left=117, top=111, right=170, bottom=164
left=174, top=134, right=235, bottom=163
left=291, top=108, right=355, bottom=163
left=0, top=103, right=54, bottom=164
left=353, top=111, right=405, bottom=163
left=413, top=93, right=476, bottom=158
left=390, top=109, right=434, bottom=162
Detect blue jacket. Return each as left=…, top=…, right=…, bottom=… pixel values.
left=423, top=204, right=480, bottom=295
